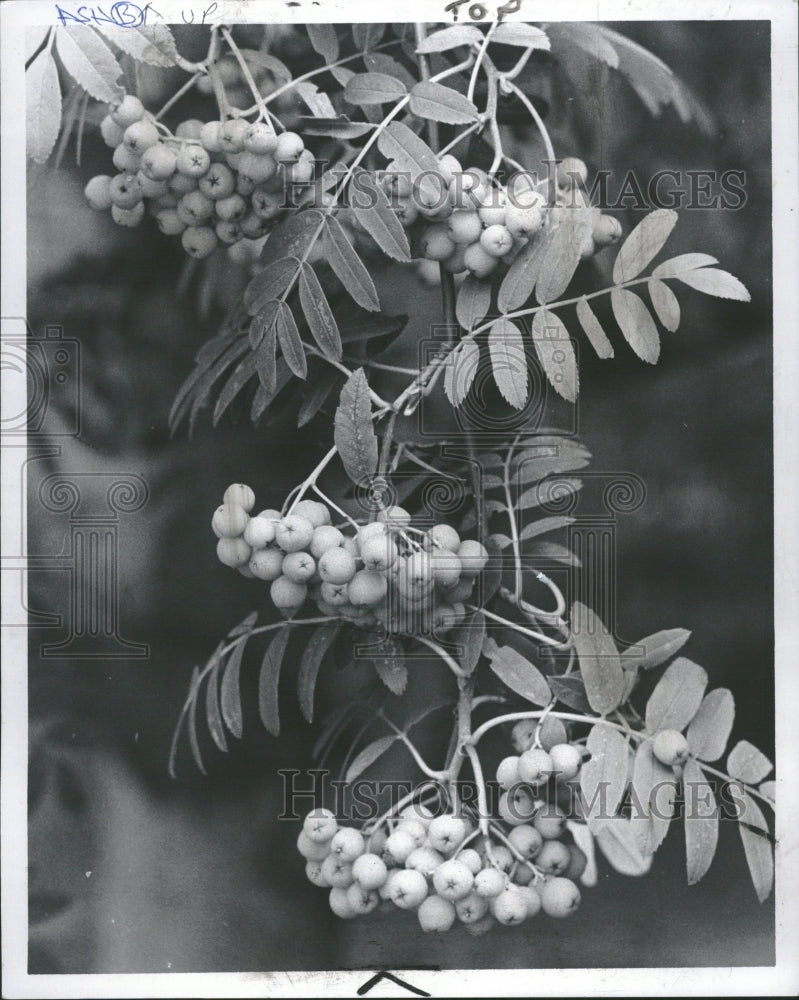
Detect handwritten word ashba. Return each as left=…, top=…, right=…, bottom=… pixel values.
left=55, top=2, right=218, bottom=27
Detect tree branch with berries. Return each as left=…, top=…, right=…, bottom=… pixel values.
left=29, top=19, right=774, bottom=934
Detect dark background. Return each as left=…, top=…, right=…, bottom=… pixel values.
left=25, top=21, right=773, bottom=974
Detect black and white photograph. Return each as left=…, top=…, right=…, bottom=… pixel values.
left=2, top=1, right=798, bottom=995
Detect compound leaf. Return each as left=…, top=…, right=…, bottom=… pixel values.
left=457, top=273, right=492, bottom=330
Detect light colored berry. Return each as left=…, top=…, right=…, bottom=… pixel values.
left=389, top=868, right=428, bottom=909
left=328, top=886, right=357, bottom=919
left=275, top=131, right=304, bottom=163
left=538, top=717, right=569, bottom=752
left=490, top=845, right=515, bottom=873
left=539, top=876, right=581, bottom=917
left=275, top=514, right=315, bottom=552
left=177, top=143, right=211, bottom=178
left=405, top=846, right=445, bottom=879
left=457, top=539, right=489, bottom=574
left=270, top=575, right=307, bottom=611
left=109, top=173, right=142, bottom=209
left=498, top=787, right=537, bottom=826
left=224, top=483, right=255, bottom=511
left=200, top=120, right=224, bottom=153
left=216, top=536, right=252, bottom=568
left=84, top=175, right=113, bottom=212
left=533, top=805, right=567, bottom=840
left=421, top=223, right=456, bottom=262
left=491, top=887, right=528, bottom=925
left=565, top=844, right=588, bottom=882
left=296, top=829, right=331, bottom=861
left=305, top=859, right=330, bottom=887
left=417, top=895, right=456, bottom=932
left=518, top=884, right=542, bottom=918
left=396, top=819, right=427, bottom=849
left=593, top=214, right=623, bottom=246
left=212, top=503, right=249, bottom=538
left=291, top=500, right=331, bottom=528
left=505, top=202, right=544, bottom=239
left=359, top=533, right=398, bottom=572
left=427, top=815, right=469, bottom=855
left=455, top=891, right=489, bottom=924
left=243, top=515, right=276, bottom=549
left=123, top=119, right=160, bottom=154
left=352, top=852, right=388, bottom=891
left=175, top=118, right=204, bottom=139
left=303, top=807, right=338, bottom=843
left=479, top=224, right=514, bottom=258
left=244, top=122, right=278, bottom=155
left=346, top=882, right=380, bottom=914
left=653, top=728, right=690, bottom=766
left=347, top=569, right=387, bottom=607
left=474, top=867, right=507, bottom=898
left=220, top=118, right=249, bottom=153
left=199, top=162, right=236, bottom=200
left=318, top=547, right=357, bottom=585
left=549, top=743, right=582, bottom=781
left=249, top=547, right=284, bottom=581
left=457, top=849, right=483, bottom=876
left=433, top=859, right=474, bottom=901
left=310, top=525, right=345, bottom=558
left=518, top=747, right=553, bottom=786
left=100, top=114, right=125, bottom=148
left=496, top=755, right=521, bottom=790
left=557, top=157, right=588, bottom=188
left=376, top=506, right=412, bottom=527
left=281, top=550, right=316, bottom=584
left=321, top=854, right=355, bottom=888
left=111, top=94, right=145, bottom=128
left=330, top=826, right=365, bottom=862
left=507, top=824, right=544, bottom=860
left=536, top=839, right=571, bottom=875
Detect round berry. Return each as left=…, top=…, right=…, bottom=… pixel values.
left=111, top=94, right=145, bottom=128
left=593, top=214, right=623, bottom=246
left=505, top=202, right=544, bottom=239
left=319, top=581, right=349, bottom=606
left=275, top=514, right=315, bottom=553
left=498, top=787, right=537, bottom=826
left=100, top=114, right=125, bottom=148
left=447, top=210, right=483, bottom=246
left=457, top=849, right=483, bottom=876
left=533, top=805, right=567, bottom=840
left=291, top=500, right=331, bottom=528
left=557, top=157, right=588, bottom=188
left=455, top=891, right=489, bottom=924
left=220, top=119, right=249, bottom=153
left=457, top=539, right=489, bottom=574
left=432, top=859, right=474, bottom=901
left=396, top=819, right=427, bottom=849
left=427, top=815, right=469, bottom=856
left=224, top=484, right=256, bottom=510
left=270, top=575, right=307, bottom=612
left=200, top=120, right=225, bottom=154
left=496, top=756, right=521, bottom=790
left=123, top=119, right=160, bottom=154
left=549, top=743, right=582, bottom=781
left=507, top=824, right=544, bottom=860
left=479, top=224, right=514, bottom=258
left=330, top=826, right=365, bottom=863
left=216, top=536, right=252, bottom=568
left=474, top=867, right=507, bottom=898
left=109, top=173, right=142, bottom=209
left=275, top=131, right=304, bottom=163
left=239, top=151, right=279, bottom=185
left=536, top=839, right=571, bottom=875
left=652, top=729, right=690, bottom=766
left=359, top=533, right=398, bottom=573
left=328, top=886, right=357, bottom=919
left=176, top=143, right=211, bottom=178
left=249, top=547, right=284, bottom=581
left=348, top=569, right=387, bottom=607
left=346, top=882, right=380, bottom=915
left=138, top=173, right=169, bottom=198
left=436, top=154, right=462, bottom=184
left=518, top=747, right=553, bottom=786
left=175, top=119, right=203, bottom=140
left=538, top=717, right=569, bottom=752
left=296, top=828, right=330, bottom=861
left=305, top=860, right=330, bottom=887
left=405, top=847, right=445, bottom=880
left=384, top=830, right=417, bottom=865
left=321, top=854, right=355, bottom=888
left=417, top=895, right=456, bottom=933
left=425, top=523, right=461, bottom=552
left=199, top=162, right=236, bottom=200
left=309, top=525, right=345, bottom=559
left=212, top=502, right=249, bottom=538
left=182, top=226, right=217, bottom=259
left=281, top=550, right=316, bottom=584
left=421, top=224, right=456, bottom=262
left=491, top=887, right=528, bottom=925
left=376, top=506, right=412, bottom=528
left=318, top=547, right=357, bottom=585
left=431, top=550, right=461, bottom=589
left=464, top=241, right=499, bottom=279
left=112, top=144, right=142, bottom=172
left=244, top=122, right=278, bottom=155
left=565, top=844, right=588, bottom=882
left=389, top=868, right=428, bottom=909
left=352, top=852, right=388, bottom=891
left=519, top=884, right=542, bottom=918
left=84, top=175, right=113, bottom=211
left=156, top=208, right=185, bottom=236
left=539, top=876, right=581, bottom=917
left=303, top=807, right=337, bottom=844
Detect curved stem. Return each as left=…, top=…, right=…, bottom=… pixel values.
left=505, top=80, right=557, bottom=206
left=469, top=709, right=636, bottom=747
left=379, top=712, right=447, bottom=780
left=467, top=21, right=497, bottom=105
left=464, top=743, right=491, bottom=838
left=154, top=72, right=202, bottom=121
left=413, top=635, right=466, bottom=678
left=693, top=760, right=774, bottom=810
left=473, top=603, right=571, bottom=649
left=221, top=27, right=275, bottom=130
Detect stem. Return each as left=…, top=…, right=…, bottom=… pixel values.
left=504, top=433, right=523, bottom=598
left=467, top=21, right=497, bottom=104
left=377, top=410, right=398, bottom=477
left=465, top=743, right=490, bottom=838
left=379, top=712, right=447, bottom=780
left=155, top=72, right=202, bottom=121
left=414, top=23, right=440, bottom=151
left=469, top=709, right=636, bottom=748
left=221, top=27, right=275, bottom=130
left=474, top=604, right=571, bottom=649
left=413, top=635, right=466, bottom=678
left=311, top=485, right=360, bottom=530
left=693, top=760, right=774, bottom=810
left=286, top=445, right=339, bottom=514
left=505, top=81, right=557, bottom=206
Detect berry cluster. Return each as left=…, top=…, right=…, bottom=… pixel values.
left=212, top=483, right=490, bottom=634
left=84, top=95, right=313, bottom=262
left=297, top=802, right=583, bottom=931
left=408, top=156, right=622, bottom=283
